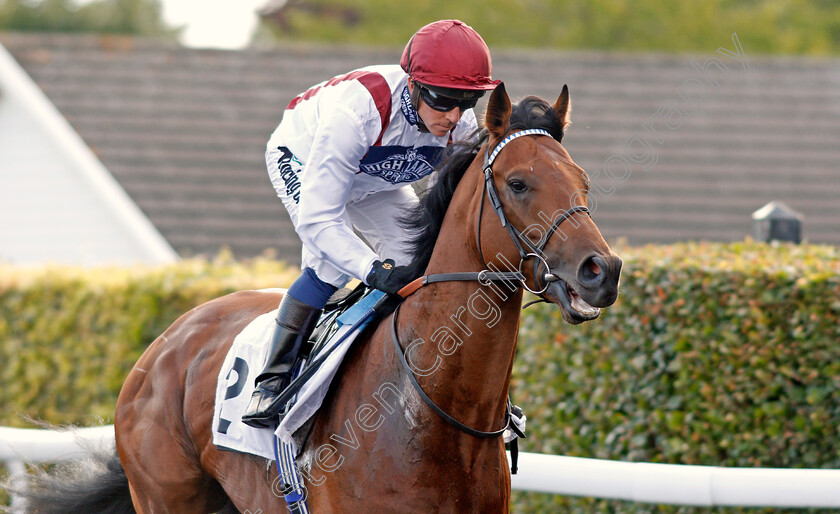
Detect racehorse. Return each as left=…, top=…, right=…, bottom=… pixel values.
left=15, top=83, right=621, bottom=513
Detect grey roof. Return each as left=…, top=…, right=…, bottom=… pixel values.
left=2, top=32, right=839, bottom=265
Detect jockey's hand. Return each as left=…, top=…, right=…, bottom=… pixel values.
left=366, top=259, right=416, bottom=295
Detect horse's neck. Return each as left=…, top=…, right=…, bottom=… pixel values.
left=398, top=284, right=522, bottom=425
left=397, top=171, right=524, bottom=431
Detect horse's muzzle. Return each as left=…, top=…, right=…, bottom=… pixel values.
left=575, top=253, right=622, bottom=308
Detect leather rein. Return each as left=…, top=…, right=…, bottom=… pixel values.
left=391, top=128, right=589, bottom=439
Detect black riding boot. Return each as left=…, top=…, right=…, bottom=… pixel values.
left=242, top=295, right=320, bottom=428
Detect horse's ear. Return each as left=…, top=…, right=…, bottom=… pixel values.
left=484, top=82, right=511, bottom=140
left=554, top=84, right=571, bottom=130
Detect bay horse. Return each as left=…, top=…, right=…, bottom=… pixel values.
left=15, top=83, right=621, bottom=513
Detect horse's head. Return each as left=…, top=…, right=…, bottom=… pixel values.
left=478, top=83, right=622, bottom=324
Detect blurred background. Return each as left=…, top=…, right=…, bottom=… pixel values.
left=1, top=0, right=839, bottom=265
left=1, top=1, right=839, bottom=512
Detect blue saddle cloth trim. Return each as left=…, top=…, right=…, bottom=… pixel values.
left=336, top=289, right=387, bottom=327
left=274, top=436, right=310, bottom=513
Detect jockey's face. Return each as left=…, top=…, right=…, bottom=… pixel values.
left=410, top=81, right=463, bottom=137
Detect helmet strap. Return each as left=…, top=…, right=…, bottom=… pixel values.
left=409, top=80, right=430, bottom=133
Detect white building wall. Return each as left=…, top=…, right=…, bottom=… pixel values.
left=0, top=43, right=178, bottom=266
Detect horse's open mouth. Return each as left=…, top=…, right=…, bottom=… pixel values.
left=544, top=277, right=601, bottom=324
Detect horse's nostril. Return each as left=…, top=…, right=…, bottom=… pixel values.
left=579, top=255, right=606, bottom=285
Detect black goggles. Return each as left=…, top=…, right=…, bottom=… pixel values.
left=417, top=85, right=480, bottom=112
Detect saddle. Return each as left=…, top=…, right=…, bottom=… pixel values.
left=301, top=283, right=366, bottom=359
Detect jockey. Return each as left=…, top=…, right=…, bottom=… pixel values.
left=243, top=19, right=500, bottom=428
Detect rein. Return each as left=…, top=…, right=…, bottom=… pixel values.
left=390, top=301, right=513, bottom=438
left=389, top=129, right=585, bottom=447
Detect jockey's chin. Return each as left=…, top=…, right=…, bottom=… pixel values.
left=427, top=124, right=454, bottom=137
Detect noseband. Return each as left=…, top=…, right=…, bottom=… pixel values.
left=398, top=128, right=590, bottom=298
left=479, top=128, right=590, bottom=294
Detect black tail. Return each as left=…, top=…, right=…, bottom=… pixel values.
left=3, top=445, right=134, bottom=513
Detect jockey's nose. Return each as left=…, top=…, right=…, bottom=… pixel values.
left=445, top=108, right=462, bottom=124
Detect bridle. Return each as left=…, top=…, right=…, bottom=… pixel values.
left=391, top=128, right=589, bottom=444
left=478, top=128, right=590, bottom=294
left=397, top=128, right=590, bottom=298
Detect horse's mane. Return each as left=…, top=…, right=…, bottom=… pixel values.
left=400, top=95, right=565, bottom=278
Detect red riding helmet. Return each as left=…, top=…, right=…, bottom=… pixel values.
left=401, top=19, right=500, bottom=100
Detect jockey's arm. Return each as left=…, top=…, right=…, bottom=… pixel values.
left=296, top=105, right=380, bottom=282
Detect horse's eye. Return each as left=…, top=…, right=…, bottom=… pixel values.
left=508, top=179, right=529, bottom=193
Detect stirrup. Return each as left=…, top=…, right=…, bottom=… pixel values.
left=242, top=394, right=292, bottom=428
left=242, top=375, right=292, bottom=428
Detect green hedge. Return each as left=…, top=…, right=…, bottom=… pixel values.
left=1, top=242, right=838, bottom=512
left=0, top=252, right=298, bottom=426
left=512, top=240, right=840, bottom=512
left=260, top=0, right=840, bottom=57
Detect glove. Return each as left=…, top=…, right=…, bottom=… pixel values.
left=365, top=259, right=416, bottom=294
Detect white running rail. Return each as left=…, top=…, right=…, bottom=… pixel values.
left=3, top=425, right=840, bottom=509
left=508, top=451, right=840, bottom=508
left=1, top=425, right=115, bottom=511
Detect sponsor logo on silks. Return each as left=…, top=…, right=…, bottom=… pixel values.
left=399, top=86, right=419, bottom=126
left=359, top=145, right=444, bottom=184
left=276, top=146, right=303, bottom=204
